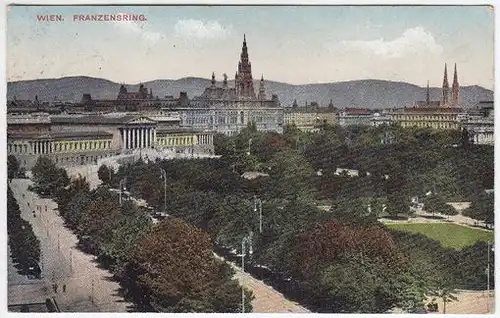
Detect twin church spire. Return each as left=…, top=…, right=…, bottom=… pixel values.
left=424, top=63, right=460, bottom=107
left=440, top=63, right=460, bottom=107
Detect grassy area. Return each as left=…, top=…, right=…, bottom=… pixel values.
left=387, top=223, right=494, bottom=249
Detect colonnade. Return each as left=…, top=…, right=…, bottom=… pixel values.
left=122, top=126, right=156, bottom=149
left=31, top=140, right=53, bottom=154
left=197, top=134, right=213, bottom=145
left=473, top=131, right=494, bottom=145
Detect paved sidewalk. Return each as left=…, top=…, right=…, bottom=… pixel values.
left=213, top=253, right=310, bottom=313
left=10, top=179, right=133, bottom=312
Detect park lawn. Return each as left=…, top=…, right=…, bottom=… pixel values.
left=387, top=223, right=494, bottom=249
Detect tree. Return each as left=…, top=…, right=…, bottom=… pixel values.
left=7, top=155, right=19, bottom=181
left=102, top=202, right=152, bottom=274
left=423, top=195, right=458, bottom=218
left=77, top=188, right=122, bottom=252
left=124, top=217, right=252, bottom=312
left=312, top=254, right=405, bottom=313
left=98, top=164, right=114, bottom=185
left=463, top=193, right=494, bottom=226
left=31, top=156, right=70, bottom=196
left=428, top=281, right=458, bottom=314
left=386, top=193, right=410, bottom=219
left=267, top=150, right=317, bottom=201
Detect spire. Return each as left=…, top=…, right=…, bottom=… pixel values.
left=426, top=80, right=430, bottom=105
left=452, top=63, right=460, bottom=107
left=441, top=63, right=450, bottom=106
left=235, top=34, right=255, bottom=99
left=258, top=74, right=266, bottom=100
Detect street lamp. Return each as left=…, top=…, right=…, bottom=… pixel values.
left=254, top=196, right=263, bottom=234
left=241, top=233, right=253, bottom=313
left=247, top=138, right=252, bottom=156
left=119, top=178, right=127, bottom=205
left=486, top=241, right=494, bottom=312
left=160, top=168, right=167, bottom=213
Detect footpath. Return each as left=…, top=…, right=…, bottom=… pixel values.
left=10, top=179, right=133, bottom=312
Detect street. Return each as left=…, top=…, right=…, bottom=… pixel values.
left=9, top=179, right=133, bottom=312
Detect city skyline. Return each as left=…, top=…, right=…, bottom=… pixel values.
left=7, top=5, right=494, bottom=89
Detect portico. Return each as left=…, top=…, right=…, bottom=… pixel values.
left=120, top=117, right=157, bottom=150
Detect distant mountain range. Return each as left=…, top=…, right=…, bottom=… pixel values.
left=7, top=76, right=494, bottom=109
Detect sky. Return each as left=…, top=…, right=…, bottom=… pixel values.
left=6, top=5, right=495, bottom=88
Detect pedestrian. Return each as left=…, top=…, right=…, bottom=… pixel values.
left=54, top=284, right=58, bottom=293
left=62, top=284, right=66, bottom=293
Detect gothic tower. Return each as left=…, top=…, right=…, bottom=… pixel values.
left=451, top=63, right=460, bottom=107
left=258, top=74, right=267, bottom=100
left=426, top=80, right=430, bottom=105
left=235, top=34, right=256, bottom=99
left=441, top=63, right=450, bottom=106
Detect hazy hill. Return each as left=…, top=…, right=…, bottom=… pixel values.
left=7, top=76, right=493, bottom=109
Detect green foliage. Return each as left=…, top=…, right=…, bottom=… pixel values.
left=386, top=193, right=410, bottom=218
left=463, top=192, right=494, bottom=225
left=125, top=218, right=252, bottom=312
left=8, top=155, right=20, bottom=180
left=97, top=164, right=114, bottom=185
left=31, top=156, right=70, bottom=195
left=267, top=150, right=317, bottom=201
left=7, top=186, right=41, bottom=275
left=423, top=195, right=458, bottom=216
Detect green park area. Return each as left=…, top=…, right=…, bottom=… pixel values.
left=387, top=223, right=494, bottom=249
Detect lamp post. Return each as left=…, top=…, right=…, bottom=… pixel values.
left=160, top=168, right=167, bottom=213
left=119, top=178, right=127, bottom=205
left=254, top=196, right=263, bottom=234
left=486, top=240, right=493, bottom=312
left=247, top=138, right=252, bottom=156
left=241, top=234, right=253, bottom=313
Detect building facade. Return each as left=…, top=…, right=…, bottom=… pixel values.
left=390, top=63, right=463, bottom=130
left=338, top=108, right=374, bottom=126
left=7, top=112, right=215, bottom=170
left=178, top=36, right=284, bottom=136
left=461, top=101, right=494, bottom=145
left=284, top=104, right=337, bottom=132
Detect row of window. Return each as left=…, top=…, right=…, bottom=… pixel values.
left=53, top=140, right=112, bottom=152
left=55, top=153, right=113, bottom=165
left=7, top=140, right=112, bottom=155
left=402, top=122, right=457, bottom=129
left=158, top=136, right=194, bottom=146
left=394, top=115, right=455, bottom=121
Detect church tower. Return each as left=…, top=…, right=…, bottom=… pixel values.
left=451, top=63, right=460, bottom=107
left=258, top=74, right=267, bottom=100
left=441, top=63, right=450, bottom=106
left=426, top=80, right=430, bottom=105
left=235, top=34, right=256, bottom=99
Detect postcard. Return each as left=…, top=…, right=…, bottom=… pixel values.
left=5, top=3, right=495, bottom=314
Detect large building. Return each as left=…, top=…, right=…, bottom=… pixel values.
left=284, top=101, right=337, bottom=132
left=7, top=112, right=215, bottom=170
left=460, top=101, right=494, bottom=145
left=179, top=35, right=284, bottom=135
left=389, top=63, right=463, bottom=130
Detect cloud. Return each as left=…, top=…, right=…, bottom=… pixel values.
left=174, top=19, right=231, bottom=40
left=112, top=16, right=162, bottom=44
left=340, top=27, right=443, bottom=58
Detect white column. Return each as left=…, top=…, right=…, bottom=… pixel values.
left=149, top=128, right=153, bottom=148
left=126, top=129, right=129, bottom=149
left=153, top=129, right=157, bottom=148
left=134, top=128, right=137, bottom=149
left=122, top=128, right=126, bottom=149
